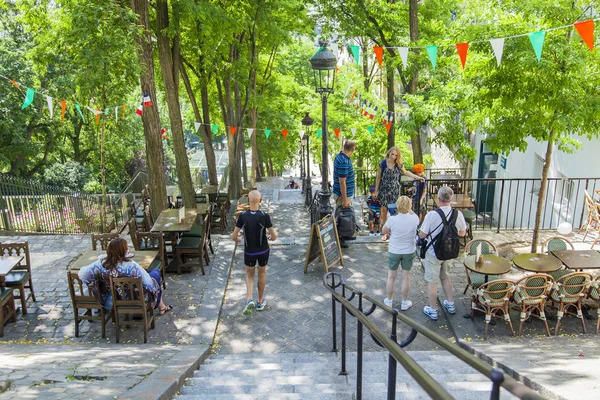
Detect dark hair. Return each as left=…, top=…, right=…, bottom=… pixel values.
left=102, top=238, right=129, bottom=270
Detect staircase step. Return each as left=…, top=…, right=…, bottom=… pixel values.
left=180, top=383, right=354, bottom=396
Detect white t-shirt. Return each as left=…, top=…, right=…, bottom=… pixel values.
left=419, top=206, right=467, bottom=256
left=384, top=212, right=420, bottom=254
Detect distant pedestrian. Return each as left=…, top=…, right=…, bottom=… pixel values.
left=374, top=147, right=424, bottom=240
left=382, top=196, right=420, bottom=311
left=333, top=140, right=356, bottom=247
left=231, top=190, right=277, bottom=315
left=418, top=186, right=466, bottom=321
left=411, top=163, right=427, bottom=219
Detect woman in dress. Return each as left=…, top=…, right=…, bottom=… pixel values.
left=78, top=238, right=172, bottom=315
left=374, top=146, right=424, bottom=239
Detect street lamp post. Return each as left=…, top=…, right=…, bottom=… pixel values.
left=301, top=113, right=314, bottom=207
left=309, top=41, right=337, bottom=221
left=299, top=135, right=305, bottom=194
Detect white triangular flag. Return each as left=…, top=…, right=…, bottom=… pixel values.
left=194, top=122, right=201, bottom=132
left=399, top=47, right=409, bottom=69
left=115, top=106, right=118, bottom=120
left=246, top=128, right=254, bottom=138
left=46, top=96, right=53, bottom=119
left=490, top=38, right=504, bottom=67
left=299, top=130, right=305, bottom=139
left=351, top=128, right=356, bottom=136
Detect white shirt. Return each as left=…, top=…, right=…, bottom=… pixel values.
left=419, top=206, right=467, bottom=256
left=384, top=212, right=420, bottom=254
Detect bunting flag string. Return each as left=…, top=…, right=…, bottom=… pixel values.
left=46, top=96, right=53, bottom=119
left=364, top=18, right=597, bottom=70
left=247, top=128, right=254, bottom=138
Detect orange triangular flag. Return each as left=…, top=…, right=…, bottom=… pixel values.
left=384, top=122, right=392, bottom=134
left=456, top=42, right=469, bottom=69
left=574, top=20, right=595, bottom=51
left=61, top=100, right=66, bottom=121
left=122, top=104, right=126, bottom=119
left=281, top=129, right=288, bottom=139
left=373, top=46, right=384, bottom=67
left=230, top=126, right=237, bottom=136
left=334, top=128, right=341, bottom=139
left=95, top=113, right=101, bottom=125
left=9, top=79, right=19, bottom=89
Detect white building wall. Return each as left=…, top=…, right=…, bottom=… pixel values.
left=471, top=135, right=600, bottom=230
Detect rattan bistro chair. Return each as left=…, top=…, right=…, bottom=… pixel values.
left=541, top=235, right=574, bottom=281
left=0, top=241, right=36, bottom=315
left=471, top=279, right=516, bottom=339
left=550, top=272, right=593, bottom=335
left=587, top=275, right=600, bottom=334
left=463, top=239, right=499, bottom=294
left=580, top=191, right=600, bottom=244
left=513, top=274, right=554, bottom=336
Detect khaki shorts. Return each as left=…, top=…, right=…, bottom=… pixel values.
left=333, top=194, right=352, bottom=207
left=422, top=252, right=450, bottom=283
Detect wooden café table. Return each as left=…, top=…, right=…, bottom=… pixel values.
left=0, top=256, right=24, bottom=288
left=433, top=193, right=475, bottom=209
left=512, top=253, right=562, bottom=273
left=551, top=250, right=600, bottom=271
left=69, top=250, right=159, bottom=271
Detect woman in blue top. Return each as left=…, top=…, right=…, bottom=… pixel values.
left=374, top=146, right=424, bottom=239
left=78, top=238, right=172, bottom=314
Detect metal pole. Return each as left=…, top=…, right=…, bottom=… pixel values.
left=331, top=274, right=337, bottom=352
left=319, top=94, right=332, bottom=219
left=357, top=291, right=363, bottom=400
left=490, top=369, right=504, bottom=400
left=305, top=134, right=312, bottom=207
left=388, top=309, right=398, bottom=400
left=340, top=285, right=348, bottom=376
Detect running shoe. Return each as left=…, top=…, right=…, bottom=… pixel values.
left=400, top=300, right=413, bottom=311
left=423, top=306, right=439, bottom=321
left=383, top=298, right=393, bottom=308
left=256, top=299, right=267, bottom=311
left=443, top=300, right=456, bottom=315
left=242, top=299, right=256, bottom=315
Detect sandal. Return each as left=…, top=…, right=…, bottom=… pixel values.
left=159, top=305, right=173, bottom=315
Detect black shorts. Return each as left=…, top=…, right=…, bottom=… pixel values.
left=244, top=249, right=270, bottom=267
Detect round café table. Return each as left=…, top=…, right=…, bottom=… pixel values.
left=464, top=254, right=512, bottom=276
left=512, top=253, right=562, bottom=273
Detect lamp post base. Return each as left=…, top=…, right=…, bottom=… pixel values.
left=305, top=177, right=313, bottom=208
left=318, top=190, right=333, bottom=221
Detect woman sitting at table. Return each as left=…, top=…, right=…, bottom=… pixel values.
left=78, top=238, right=173, bottom=315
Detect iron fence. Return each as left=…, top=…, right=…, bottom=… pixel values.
left=354, top=170, right=600, bottom=232
left=0, top=173, right=146, bottom=234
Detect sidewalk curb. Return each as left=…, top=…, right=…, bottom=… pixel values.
left=118, top=345, right=210, bottom=400
left=440, top=299, right=564, bottom=400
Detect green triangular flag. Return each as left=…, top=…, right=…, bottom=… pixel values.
left=367, top=126, right=374, bottom=135
left=311, top=46, right=324, bottom=59
left=105, top=107, right=110, bottom=115
left=426, top=46, right=438, bottom=70
left=264, top=129, right=271, bottom=139
left=211, top=124, right=218, bottom=134
left=349, top=45, right=360, bottom=66
left=74, top=104, right=86, bottom=123
left=317, top=129, right=322, bottom=139
left=528, top=31, right=546, bottom=62
left=21, top=88, right=35, bottom=110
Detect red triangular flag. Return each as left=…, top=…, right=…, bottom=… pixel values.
left=349, top=89, right=357, bottom=102
left=136, top=104, right=143, bottom=116
left=60, top=100, right=66, bottom=121
left=230, top=126, right=237, bottom=136
left=281, top=129, right=288, bottom=139
left=9, top=79, right=20, bottom=90
left=456, top=42, right=469, bottom=70
left=384, top=122, right=392, bottom=134
left=574, top=20, right=595, bottom=51
left=95, top=113, right=101, bottom=125
left=334, top=128, right=341, bottom=139
left=373, top=46, right=384, bottom=67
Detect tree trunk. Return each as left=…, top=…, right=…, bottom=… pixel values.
left=156, top=0, right=195, bottom=208
left=250, top=108, right=259, bottom=185
left=199, top=78, right=218, bottom=185
left=179, top=60, right=218, bottom=186
left=130, top=0, right=167, bottom=218
left=531, top=130, right=555, bottom=252
left=386, top=67, right=395, bottom=149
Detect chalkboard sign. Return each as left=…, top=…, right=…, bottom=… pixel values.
left=304, top=215, right=344, bottom=273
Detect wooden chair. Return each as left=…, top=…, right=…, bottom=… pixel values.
left=580, top=190, right=600, bottom=243
left=91, top=233, right=119, bottom=251
left=587, top=275, right=600, bottom=334
left=143, top=209, right=154, bottom=232
left=211, top=203, right=228, bottom=234
left=109, top=276, right=155, bottom=344
left=0, top=241, right=36, bottom=315
left=471, top=279, right=516, bottom=339
left=136, top=232, right=166, bottom=289
left=541, top=235, right=574, bottom=281
left=463, top=239, right=499, bottom=294
left=67, top=272, right=112, bottom=338
left=550, top=272, right=593, bottom=335
left=0, top=287, right=16, bottom=337
left=216, top=191, right=231, bottom=213
left=175, top=214, right=210, bottom=275
left=513, top=274, right=554, bottom=336
left=128, top=218, right=139, bottom=250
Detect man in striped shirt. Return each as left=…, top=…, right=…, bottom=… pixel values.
left=333, top=140, right=356, bottom=246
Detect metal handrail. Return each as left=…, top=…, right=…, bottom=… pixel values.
left=323, top=272, right=545, bottom=400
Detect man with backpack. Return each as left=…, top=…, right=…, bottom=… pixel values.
left=418, top=186, right=467, bottom=321
left=333, top=140, right=356, bottom=248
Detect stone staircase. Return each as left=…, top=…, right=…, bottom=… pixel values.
left=174, top=351, right=518, bottom=400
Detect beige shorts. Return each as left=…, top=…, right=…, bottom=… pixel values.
left=422, top=252, right=450, bottom=283
left=333, top=194, right=352, bottom=207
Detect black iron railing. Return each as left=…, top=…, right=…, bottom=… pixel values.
left=309, top=189, right=321, bottom=225
left=323, top=272, right=545, bottom=400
